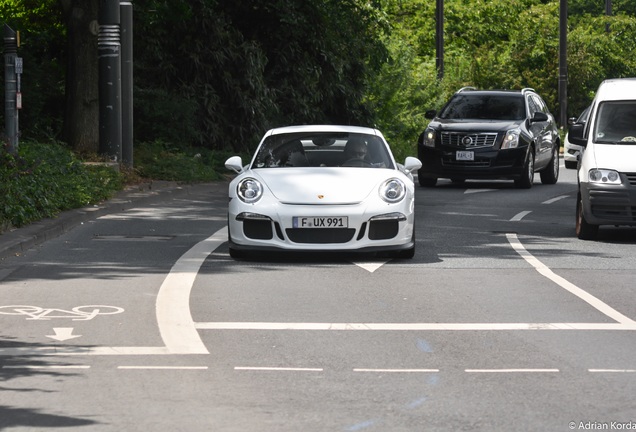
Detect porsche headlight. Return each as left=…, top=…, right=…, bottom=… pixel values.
left=380, top=178, right=406, bottom=203
left=501, top=129, right=521, bottom=149
left=237, top=178, right=263, bottom=203
left=589, top=169, right=621, bottom=184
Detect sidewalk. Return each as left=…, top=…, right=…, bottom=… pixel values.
left=0, top=181, right=225, bottom=261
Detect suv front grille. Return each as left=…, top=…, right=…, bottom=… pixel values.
left=441, top=132, right=498, bottom=149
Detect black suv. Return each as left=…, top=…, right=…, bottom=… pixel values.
left=417, top=87, right=560, bottom=188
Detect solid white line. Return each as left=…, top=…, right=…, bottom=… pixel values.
left=465, top=368, right=559, bottom=373
left=156, top=227, right=227, bottom=354
left=506, top=233, right=636, bottom=326
left=194, top=322, right=636, bottom=331
left=542, top=195, right=569, bottom=205
left=234, top=366, right=323, bottom=372
left=117, top=366, right=208, bottom=370
left=588, top=369, right=636, bottom=373
left=510, top=211, right=532, bottom=222
left=353, top=368, right=439, bottom=373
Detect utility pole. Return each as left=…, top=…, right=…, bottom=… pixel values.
left=435, top=0, right=444, bottom=80
left=3, top=24, right=19, bottom=154
left=98, top=0, right=122, bottom=162
left=605, top=0, right=612, bottom=32
left=121, top=1, right=133, bottom=168
left=558, top=0, right=568, bottom=128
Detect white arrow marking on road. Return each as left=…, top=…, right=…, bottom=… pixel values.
left=46, top=328, right=82, bottom=341
left=353, top=261, right=388, bottom=272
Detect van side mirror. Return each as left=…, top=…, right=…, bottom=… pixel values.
left=568, top=123, right=587, bottom=147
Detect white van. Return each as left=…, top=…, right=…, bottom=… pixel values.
left=569, top=78, right=636, bottom=240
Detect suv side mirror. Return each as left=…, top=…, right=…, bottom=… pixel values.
left=530, top=112, right=549, bottom=123
left=568, top=123, right=587, bottom=147
left=425, top=110, right=436, bottom=119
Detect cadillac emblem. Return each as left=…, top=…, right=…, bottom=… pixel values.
left=318, top=195, right=324, bottom=199
left=461, top=136, right=473, bottom=146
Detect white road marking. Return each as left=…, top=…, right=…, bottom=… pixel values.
left=46, top=328, right=82, bottom=341
left=465, top=189, right=496, bottom=194
left=353, top=368, right=439, bottom=373
left=510, top=211, right=532, bottom=221
left=542, top=195, right=569, bottom=205
left=353, top=261, right=388, bottom=272
left=156, top=227, right=228, bottom=354
left=118, top=366, right=208, bottom=370
left=465, top=368, right=559, bottom=373
left=234, top=366, right=323, bottom=372
left=506, top=233, right=636, bottom=326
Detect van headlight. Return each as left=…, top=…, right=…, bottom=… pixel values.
left=501, top=129, right=521, bottom=149
left=589, top=169, right=622, bottom=184
left=379, top=178, right=406, bottom=203
left=237, top=178, right=263, bottom=203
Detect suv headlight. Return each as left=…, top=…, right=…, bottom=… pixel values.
left=589, top=169, right=621, bottom=184
left=423, top=128, right=436, bottom=148
left=237, top=178, right=263, bottom=203
left=501, top=129, right=521, bottom=149
left=379, top=178, right=406, bottom=203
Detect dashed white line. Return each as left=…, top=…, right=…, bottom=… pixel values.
left=353, top=368, right=439, bottom=373
left=234, top=366, right=323, bottom=372
left=542, top=195, right=569, bottom=205
left=465, top=368, right=559, bottom=373
left=117, top=366, right=208, bottom=370
left=510, top=210, right=532, bottom=221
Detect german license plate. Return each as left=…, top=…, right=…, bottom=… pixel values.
left=293, top=216, right=348, bottom=228
left=456, top=151, right=474, bottom=161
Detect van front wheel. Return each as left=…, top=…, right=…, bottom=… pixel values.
left=576, top=195, right=599, bottom=240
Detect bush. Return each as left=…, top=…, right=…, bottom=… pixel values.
left=0, top=141, right=124, bottom=231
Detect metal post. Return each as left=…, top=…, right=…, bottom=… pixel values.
left=98, top=0, right=122, bottom=162
left=435, top=0, right=444, bottom=80
left=3, top=24, right=18, bottom=154
left=605, top=0, right=612, bottom=32
left=121, top=1, right=133, bottom=167
left=558, top=0, right=568, bottom=128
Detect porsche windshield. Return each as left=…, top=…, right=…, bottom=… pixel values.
left=594, top=101, right=636, bottom=144
left=252, top=132, right=395, bottom=169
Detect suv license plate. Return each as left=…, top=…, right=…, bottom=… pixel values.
left=456, top=151, right=474, bottom=161
left=293, top=217, right=348, bottom=228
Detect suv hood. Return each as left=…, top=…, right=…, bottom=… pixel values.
left=431, top=119, right=522, bottom=133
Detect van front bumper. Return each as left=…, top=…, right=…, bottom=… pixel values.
left=580, top=178, right=636, bottom=225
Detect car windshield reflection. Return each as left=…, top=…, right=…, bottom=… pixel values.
left=252, top=132, right=395, bottom=169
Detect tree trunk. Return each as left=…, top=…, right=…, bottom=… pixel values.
left=60, top=0, right=99, bottom=154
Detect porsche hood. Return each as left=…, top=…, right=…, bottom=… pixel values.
left=253, top=168, right=402, bottom=205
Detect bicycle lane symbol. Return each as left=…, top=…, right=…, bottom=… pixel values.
left=0, top=305, right=125, bottom=321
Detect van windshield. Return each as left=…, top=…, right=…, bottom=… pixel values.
left=594, top=101, right=636, bottom=144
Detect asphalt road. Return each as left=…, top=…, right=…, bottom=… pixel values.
left=0, top=165, right=635, bottom=431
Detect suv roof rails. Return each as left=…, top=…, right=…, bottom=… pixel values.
left=457, top=86, right=477, bottom=93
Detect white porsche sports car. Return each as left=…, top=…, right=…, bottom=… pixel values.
left=224, top=125, right=422, bottom=259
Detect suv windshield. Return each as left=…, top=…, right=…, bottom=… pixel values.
left=439, top=94, right=526, bottom=121
left=594, top=101, right=636, bottom=144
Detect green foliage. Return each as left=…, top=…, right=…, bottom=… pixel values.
left=0, top=141, right=123, bottom=231
left=133, top=140, right=231, bottom=183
